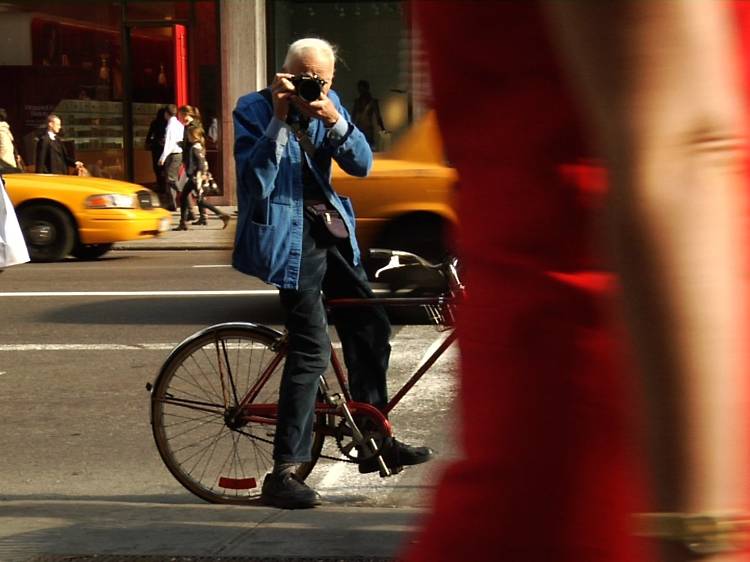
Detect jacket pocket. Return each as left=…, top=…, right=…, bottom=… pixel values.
left=236, top=202, right=292, bottom=282
left=251, top=197, right=271, bottom=226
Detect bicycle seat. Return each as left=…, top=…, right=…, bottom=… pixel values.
left=372, top=250, right=447, bottom=295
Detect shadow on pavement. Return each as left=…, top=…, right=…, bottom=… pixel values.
left=0, top=497, right=418, bottom=562
left=39, top=295, right=285, bottom=326
left=37, top=296, right=431, bottom=327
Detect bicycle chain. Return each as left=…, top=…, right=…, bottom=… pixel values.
left=234, top=427, right=358, bottom=464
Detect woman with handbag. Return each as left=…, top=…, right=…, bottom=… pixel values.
left=179, top=124, right=230, bottom=230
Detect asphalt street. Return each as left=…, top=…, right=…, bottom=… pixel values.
left=0, top=250, right=460, bottom=561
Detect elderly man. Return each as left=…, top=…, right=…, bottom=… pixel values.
left=233, top=37, right=433, bottom=509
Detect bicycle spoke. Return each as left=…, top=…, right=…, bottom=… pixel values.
left=188, top=423, right=227, bottom=485
left=194, top=347, right=226, bottom=400
left=151, top=326, right=324, bottom=503
left=164, top=413, right=224, bottom=442
left=175, top=352, right=223, bottom=403
left=220, top=337, right=241, bottom=407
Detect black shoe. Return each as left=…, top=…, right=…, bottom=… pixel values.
left=358, top=438, right=435, bottom=474
left=260, top=472, right=321, bottom=509
left=192, top=218, right=207, bottom=225
left=172, top=222, right=188, bottom=231
left=220, top=214, right=231, bottom=229
left=187, top=213, right=197, bottom=222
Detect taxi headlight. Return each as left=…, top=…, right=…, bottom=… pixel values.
left=85, top=194, right=135, bottom=209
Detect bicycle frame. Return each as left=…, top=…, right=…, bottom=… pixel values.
left=323, top=295, right=457, bottom=416
left=235, top=294, right=457, bottom=437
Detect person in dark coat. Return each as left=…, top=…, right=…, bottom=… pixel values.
left=145, top=106, right=168, bottom=198
left=35, top=114, right=82, bottom=174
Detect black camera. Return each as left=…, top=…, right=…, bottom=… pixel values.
left=291, top=74, right=326, bottom=102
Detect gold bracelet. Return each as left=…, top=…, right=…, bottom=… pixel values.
left=633, top=512, right=750, bottom=556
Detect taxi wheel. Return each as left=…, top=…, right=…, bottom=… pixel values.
left=19, top=204, right=75, bottom=262
left=72, top=242, right=114, bottom=260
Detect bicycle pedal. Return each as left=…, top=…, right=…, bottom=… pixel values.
left=327, top=393, right=344, bottom=406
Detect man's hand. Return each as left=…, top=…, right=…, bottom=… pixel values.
left=270, top=73, right=296, bottom=122
left=292, top=94, right=341, bottom=127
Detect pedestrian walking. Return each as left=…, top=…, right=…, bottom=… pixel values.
left=181, top=123, right=229, bottom=229
left=0, top=108, right=22, bottom=169
left=145, top=106, right=168, bottom=203
left=34, top=114, right=83, bottom=174
left=405, top=3, right=750, bottom=562
left=158, top=104, right=183, bottom=211
left=174, top=105, right=202, bottom=230
left=351, top=80, right=387, bottom=150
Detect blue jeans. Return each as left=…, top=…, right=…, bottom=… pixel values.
left=274, top=215, right=391, bottom=462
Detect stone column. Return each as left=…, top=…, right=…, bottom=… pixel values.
left=219, top=0, right=266, bottom=205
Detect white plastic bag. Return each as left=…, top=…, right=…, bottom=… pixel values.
left=0, top=175, right=30, bottom=267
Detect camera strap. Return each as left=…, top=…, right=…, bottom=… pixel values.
left=259, top=88, right=316, bottom=157
left=289, top=122, right=316, bottom=157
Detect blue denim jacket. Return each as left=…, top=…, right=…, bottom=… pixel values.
left=232, top=89, right=372, bottom=289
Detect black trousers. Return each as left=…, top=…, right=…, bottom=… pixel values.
left=179, top=179, right=197, bottom=223
left=197, top=194, right=224, bottom=219
left=273, top=215, right=391, bottom=462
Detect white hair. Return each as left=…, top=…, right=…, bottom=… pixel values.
left=283, top=37, right=337, bottom=70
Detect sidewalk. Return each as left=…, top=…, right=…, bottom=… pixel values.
left=1, top=499, right=420, bottom=562
left=113, top=207, right=237, bottom=251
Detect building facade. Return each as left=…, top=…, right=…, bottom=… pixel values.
left=0, top=0, right=422, bottom=205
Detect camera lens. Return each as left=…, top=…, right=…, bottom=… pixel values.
left=297, top=78, right=322, bottom=102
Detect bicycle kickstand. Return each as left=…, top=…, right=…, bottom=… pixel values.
left=318, top=376, right=392, bottom=477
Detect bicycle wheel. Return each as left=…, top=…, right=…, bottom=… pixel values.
left=150, top=322, right=326, bottom=504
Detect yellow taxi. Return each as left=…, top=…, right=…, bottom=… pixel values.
left=333, top=111, right=458, bottom=263
left=1, top=165, right=171, bottom=261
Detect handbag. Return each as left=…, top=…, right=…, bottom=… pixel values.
left=304, top=202, right=349, bottom=243
left=203, top=171, right=220, bottom=195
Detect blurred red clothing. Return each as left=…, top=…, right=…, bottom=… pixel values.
left=404, top=3, right=650, bottom=561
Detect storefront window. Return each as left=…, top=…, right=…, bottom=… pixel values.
left=268, top=1, right=411, bottom=151
left=0, top=0, right=220, bottom=190
left=0, top=2, right=124, bottom=176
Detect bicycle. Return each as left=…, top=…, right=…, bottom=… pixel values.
left=146, top=249, right=464, bottom=504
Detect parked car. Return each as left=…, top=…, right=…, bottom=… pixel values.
left=333, top=111, right=458, bottom=265
left=1, top=165, right=171, bottom=261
